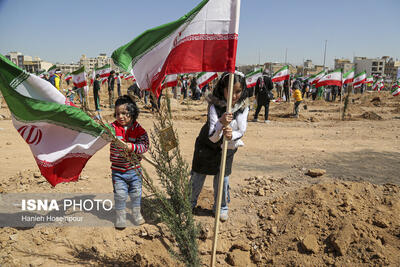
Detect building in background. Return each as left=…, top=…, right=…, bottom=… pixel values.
left=6, top=52, right=53, bottom=73
left=263, top=62, right=297, bottom=75
left=334, top=58, right=354, bottom=74
left=79, top=53, right=118, bottom=72
left=384, top=57, right=400, bottom=82
left=5, top=52, right=25, bottom=69
left=57, top=63, right=80, bottom=73
left=354, top=56, right=385, bottom=77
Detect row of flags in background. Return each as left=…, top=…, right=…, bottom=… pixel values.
left=245, top=65, right=399, bottom=96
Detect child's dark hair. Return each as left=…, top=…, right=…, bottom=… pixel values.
left=213, top=72, right=247, bottom=103
left=114, top=95, right=139, bottom=122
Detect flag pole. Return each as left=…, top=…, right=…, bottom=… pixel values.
left=210, top=1, right=241, bottom=265
left=210, top=72, right=234, bottom=267
left=339, top=69, right=342, bottom=119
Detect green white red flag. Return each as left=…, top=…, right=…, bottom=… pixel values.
left=124, top=72, right=135, bottom=81
left=245, top=68, right=262, bottom=88
left=71, top=66, right=87, bottom=89
left=373, top=78, right=384, bottom=91
left=0, top=54, right=109, bottom=186
left=365, top=75, right=373, bottom=85
left=342, top=68, right=354, bottom=84
left=315, top=69, right=342, bottom=88
left=308, top=70, right=326, bottom=85
left=65, top=72, right=72, bottom=81
left=271, top=65, right=290, bottom=83
left=112, top=0, right=241, bottom=97
left=353, top=71, right=366, bottom=86
left=197, top=72, right=218, bottom=89
left=391, top=80, right=400, bottom=96
left=96, top=64, right=111, bottom=79
left=47, top=65, right=57, bottom=76
left=161, top=74, right=178, bottom=89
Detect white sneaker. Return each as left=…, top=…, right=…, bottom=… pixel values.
left=220, top=211, right=228, bottom=222
left=264, top=120, right=271, bottom=123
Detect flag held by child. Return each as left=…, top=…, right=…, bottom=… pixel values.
left=111, top=0, right=240, bottom=97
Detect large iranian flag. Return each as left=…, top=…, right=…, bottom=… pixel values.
left=308, top=70, right=325, bottom=85
left=0, top=54, right=109, bottom=186
left=245, top=68, right=262, bottom=88
left=71, top=66, right=87, bottom=89
left=316, top=69, right=342, bottom=88
left=162, top=74, right=178, bottom=89
left=112, top=0, right=240, bottom=97
left=271, top=65, right=290, bottom=83
left=353, top=71, right=366, bottom=86
left=197, top=72, right=218, bottom=89
left=342, top=68, right=354, bottom=84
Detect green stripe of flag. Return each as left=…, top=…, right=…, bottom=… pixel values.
left=112, top=0, right=209, bottom=71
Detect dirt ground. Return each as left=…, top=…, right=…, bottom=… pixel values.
left=0, top=83, right=400, bottom=266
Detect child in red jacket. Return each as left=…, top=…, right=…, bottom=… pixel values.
left=110, top=95, right=149, bottom=229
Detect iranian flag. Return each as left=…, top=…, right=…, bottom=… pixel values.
left=71, top=66, right=87, bottom=88
left=125, top=72, right=135, bottom=81
left=245, top=68, right=262, bottom=88
left=65, top=72, right=72, bottom=81
left=48, top=65, right=57, bottom=76
left=316, top=69, right=342, bottom=88
left=342, top=68, right=354, bottom=84
left=353, top=71, right=366, bottom=86
left=391, top=81, right=400, bottom=96
left=96, top=64, right=111, bottom=79
left=0, top=54, right=109, bottom=186
left=308, top=70, right=325, bottom=85
left=373, top=78, right=384, bottom=92
left=197, top=72, right=218, bottom=89
left=365, top=75, right=373, bottom=85
left=112, top=0, right=240, bottom=97
left=162, top=74, right=178, bottom=89
left=271, top=65, right=290, bottom=83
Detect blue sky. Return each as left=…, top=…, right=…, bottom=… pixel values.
left=0, top=0, right=399, bottom=68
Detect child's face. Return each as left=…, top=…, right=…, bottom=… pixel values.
left=224, top=82, right=243, bottom=106
left=115, top=104, right=132, bottom=126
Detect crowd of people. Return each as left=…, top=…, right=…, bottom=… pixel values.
left=36, top=67, right=386, bottom=228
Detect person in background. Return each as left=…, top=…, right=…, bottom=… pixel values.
left=49, top=69, right=62, bottom=91
left=252, top=70, right=274, bottom=123
left=93, top=74, right=101, bottom=111
left=283, top=78, right=290, bottom=102
left=108, top=70, right=116, bottom=108
left=302, top=79, right=309, bottom=99
left=116, top=72, right=122, bottom=97
left=292, top=79, right=303, bottom=118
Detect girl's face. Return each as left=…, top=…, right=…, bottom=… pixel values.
left=115, top=104, right=132, bottom=126
left=224, top=82, right=243, bottom=107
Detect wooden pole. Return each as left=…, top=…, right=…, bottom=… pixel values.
left=210, top=73, right=234, bottom=267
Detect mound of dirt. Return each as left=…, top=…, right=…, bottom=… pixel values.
left=250, top=181, right=400, bottom=266
left=360, top=111, right=383, bottom=120
left=391, top=106, right=400, bottom=114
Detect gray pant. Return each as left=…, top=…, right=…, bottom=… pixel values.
left=190, top=171, right=230, bottom=213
